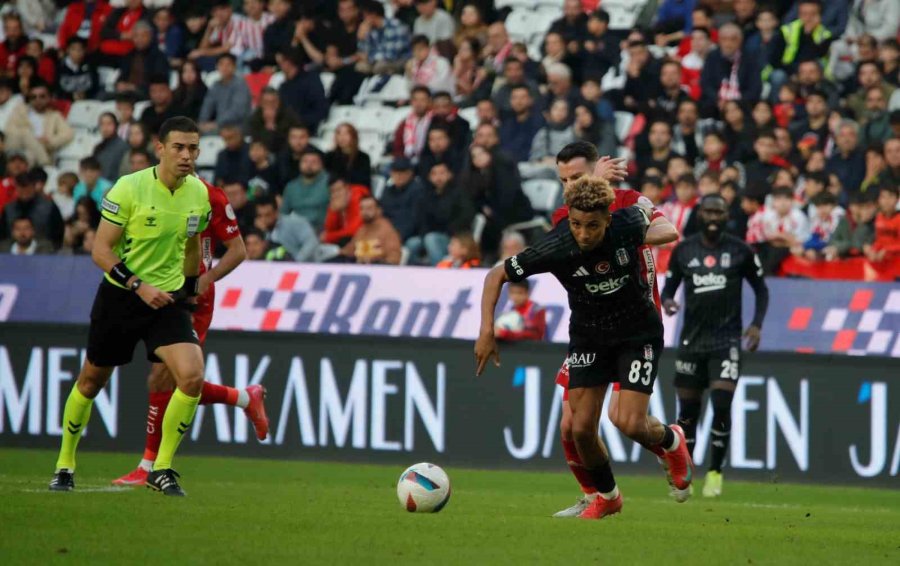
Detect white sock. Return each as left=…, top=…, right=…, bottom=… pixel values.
left=600, top=486, right=619, bottom=500
left=584, top=492, right=599, bottom=501
left=138, top=459, right=154, bottom=471
left=236, top=390, right=250, bottom=409
left=666, top=428, right=680, bottom=452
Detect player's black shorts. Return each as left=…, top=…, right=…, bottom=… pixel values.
left=567, top=335, right=663, bottom=395
left=673, top=346, right=742, bottom=390
left=87, top=280, right=199, bottom=367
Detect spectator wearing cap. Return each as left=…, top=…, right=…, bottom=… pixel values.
left=406, top=35, right=454, bottom=95
left=847, top=61, right=897, bottom=122
left=392, top=86, right=433, bottom=161
left=58, top=0, right=113, bottom=57
left=282, top=149, right=330, bottom=232
left=277, top=48, right=328, bottom=135
left=769, top=0, right=833, bottom=90
left=413, top=0, right=455, bottom=45
left=358, top=0, right=412, bottom=76
left=321, top=176, right=370, bottom=246
left=381, top=158, right=425, bottom=242
left=57, top=38, right=99, bottom=101
left=699, top=23, right=761, bottom=118
left=0, top=13, right=27, bottom=79
left=499, top=85, right=545, bottom=164
left=859, top=87, right=893, bottom=145
left=140, top=75, right=183, bottom=137
left=824, top=191, right=877, bottom=260
left=5, top=82, right=74, bottom=167
left=198, top=53, right=252, bottom=134
left=789, top=89, right=830, bottom=151
left=0, top=216, right=54, bottom=255
left=340, top=195, right=403, bottom=265
left=98, top=0, right=147, bottom=65
left=117, top=20, right=170, bottom=96
left=827, top=119, right=866, bottom=196
left=0, top=172, right=63, bottom=248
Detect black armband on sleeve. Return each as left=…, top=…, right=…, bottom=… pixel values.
left=183, top=276, right=199, bottom=297
left=109, top=262, right=135, bottom=287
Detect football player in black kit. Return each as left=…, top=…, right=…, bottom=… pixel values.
left=661, top=193, right=769, bottom=498
left=475, top=176, right=694, bottom=520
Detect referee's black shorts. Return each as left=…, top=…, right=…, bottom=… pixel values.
left=87, top=280, right=199, bottom=367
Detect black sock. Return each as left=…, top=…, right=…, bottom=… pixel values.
left=677, top=397, right=702, bottom=460
left=660, top=425, right=675, bottom=451
left=709, top=389, right=734, bottom=472
left=586, top=459, right=616, bottom=495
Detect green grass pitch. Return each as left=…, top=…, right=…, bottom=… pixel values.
left=1, top=448, right=898, bottom=565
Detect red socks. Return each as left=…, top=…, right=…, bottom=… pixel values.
left=199, top=382, right=240, bottom=406
left=142, top=391, right=173, bottom=461
left=562, top=438, right=597, bottom=495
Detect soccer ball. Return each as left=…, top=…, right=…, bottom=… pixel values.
left=396, top=463, right=451, bottom=513
left=494, top=311, right=524, bottom=333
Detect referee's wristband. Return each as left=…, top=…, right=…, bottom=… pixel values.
left=109, top=262, right=135, bottom=287
left=183, top=276, right=200, bottom=297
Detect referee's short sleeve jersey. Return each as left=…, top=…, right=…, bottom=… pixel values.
left=100, top=167, right=211, bottom=292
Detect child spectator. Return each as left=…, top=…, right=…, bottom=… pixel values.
left=802, top=191, right=843, bottom=260
left=865, top=185, right=900, bottom=263
left=57, top=38, right=98, bottom=101
left=661, top=173, right=698, bottom=236
left=640, top=175, right=665, bottom=207
left=52, top=172, right=79, bottom=221
left=824, top=192, right=877, bottom=260
left=697, top=169, right=721, bottom=196
left=798, top=171, right=828, bottom=211
left=757, top=186, right=810, bottom=273
left=437, top=232, right=481, bottom=268
left=743, top=186, right=768, bottom=245
left=494, top=280, right=547, bottom=342
left=72, top=157, right=113, bottom=207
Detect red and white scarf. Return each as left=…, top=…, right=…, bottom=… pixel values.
left=718, top=51, right=742, bottom=103
left=402, top=111, right=432, bottom=158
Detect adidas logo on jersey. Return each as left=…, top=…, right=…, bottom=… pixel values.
left=687, top=258, right=700, bottom=268
left=692, top=273, right=727, bottom=293
left=585, top=275, right=630, bottom=294
left=572, top=266, right=590, bottom=277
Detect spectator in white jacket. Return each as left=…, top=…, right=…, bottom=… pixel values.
left=406, top=35, right=454, bottom=95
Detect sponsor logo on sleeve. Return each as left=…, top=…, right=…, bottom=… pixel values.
left=101, top=198, right=119, bottom=215
left=187, top=215, right=201, bottom=237
left=509, top=255, right=524, bottom=276
left=225, top=204, right=236, bottom=220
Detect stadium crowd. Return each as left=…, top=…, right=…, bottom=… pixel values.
left=0, top=0, right=897, bottom=278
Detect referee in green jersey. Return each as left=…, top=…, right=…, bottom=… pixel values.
left=50, top=117, right=212, bottom=496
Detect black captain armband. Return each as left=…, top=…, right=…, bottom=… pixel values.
left=109, top=262, right=135, bottom=287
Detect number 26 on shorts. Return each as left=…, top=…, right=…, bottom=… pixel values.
left=720, top=360, right=739, bottom=380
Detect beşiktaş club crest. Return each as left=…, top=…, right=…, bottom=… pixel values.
left=615, top=248, right=629, bottom=266
left=721, top=252, right=731, bottom=268
left=595, top=261, right=610, bottom=274
left=730, top=346, right=739, bottom=361
left=644, top=344, right=654, bottom=361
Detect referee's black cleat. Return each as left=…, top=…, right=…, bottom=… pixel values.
left=146, top=468, right=185, bottom=496
left=49, top=469, right=75, bottom=491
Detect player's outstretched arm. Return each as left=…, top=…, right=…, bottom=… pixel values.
left=475, top=265, right=508, bottom=376
left=645, top=215, right=679, bottom=246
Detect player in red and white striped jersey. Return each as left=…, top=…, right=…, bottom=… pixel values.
left=548, top=143, right=682, bottom=517
left=112, top=177, right=268, bottom=486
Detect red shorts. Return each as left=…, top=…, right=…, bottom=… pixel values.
left=192, top=286, right=214, bottom=346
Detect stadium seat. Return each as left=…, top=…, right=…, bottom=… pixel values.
left=613, top=111, right=634, bottom=143
left=268, top=71, right=285, bottom=90
left=314, top=243, right=341, bottom=263
left=472, top=213, right=486, bottom=245
left=495, top=0, right=533, bottom=9
left=57, top=131, right=101, bottom=161
left=603, top=0, right=645, bottom=30
left=320, top=72, right=335, bottom=97
left=56, top=159, right=81, bottom=174
left=358, top=131, right=386, bottom=162
left=97, top=66, right=120, bottom=93
left=457, top=106, right=478, bottom=131
left=371, top=175, right=387, bottom=199
left=354, top=75, right=410, bottom=105
left=42, top=165, right=60, bottom=194
left=521, top=179, right=562, bottom=213
left=399, top=246, right=410, bottom=265
left=196, top=135, right=225, bottom=169
left=134, top=100, right=151, bottom=120
left=67, top=100, right=113, bottom=132
left=354, top=107, right=388, bottom=135
left=505, top=9, right=553, bottom=43
left=201, top=70, right=221, bottom=86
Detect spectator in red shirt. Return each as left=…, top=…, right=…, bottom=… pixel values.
left=866, top=185, right=900, bottom=262
left=321, top=176, right=370, bottom=246
left=58, top=0, right=113, bottom=56
left=0, top=13, right=27, bottom=79
left=495, top=280, right=547, bottom=342
left=25, top=39, right=55, bottom=86
left=98, top=0, right=147, bottom=64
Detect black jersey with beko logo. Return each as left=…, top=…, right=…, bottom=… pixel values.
left=662, top=233, right=769, bottom=354
left=504, top=206, right=662, bottom=343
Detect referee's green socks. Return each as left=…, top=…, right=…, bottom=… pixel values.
left=55, top=387, right=93, bottom=471
left=154, top=388, right=200, bottom=471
